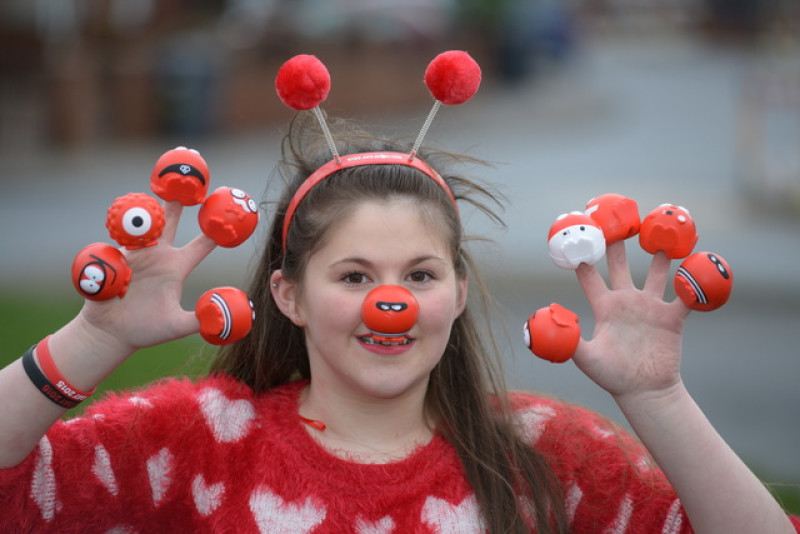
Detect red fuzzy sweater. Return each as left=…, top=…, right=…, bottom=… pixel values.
left=1, top=375, right=797, bottom=533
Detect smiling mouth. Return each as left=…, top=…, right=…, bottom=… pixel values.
left=358, top=334, right=414, bottom=347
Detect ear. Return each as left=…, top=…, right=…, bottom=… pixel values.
left=270, top=270, right=306, bottom=327
left=455, top=275, right=468, bottom=318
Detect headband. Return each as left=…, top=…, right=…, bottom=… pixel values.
left=275, top=51, right=481, bottom=253
left=281, top=152, right=457, bottom=251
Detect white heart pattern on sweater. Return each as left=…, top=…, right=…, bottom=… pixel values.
left=249, top=485, right=326, bottom=533
left=31, top=436, right=58, bottom=522
left=606, top=494, right=633, bottom=534
left=662, top=499, right=684, bottom=534
left=146, top=447, right=173, bottom=506
left=355, top=515, right=395, bottom=534
left=197, top=388, right=256, bottom=443
left=565, top=482, right=584, bottom=525
left=93, top=444, right=119, bottom=496
left=192, top=473, right=225, bottom=517
left=421, top=494, right=486, bottom=533
left=513, top=404, right=557, bottom=444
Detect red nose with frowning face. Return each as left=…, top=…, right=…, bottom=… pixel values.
left=361, top=285, right=420, bottom=337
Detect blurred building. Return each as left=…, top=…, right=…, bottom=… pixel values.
left=0, top=0, right=619, bottom=149
left=1, top=0, right=798, bottom=188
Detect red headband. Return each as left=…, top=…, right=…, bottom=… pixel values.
left=281, top=152, right=457, bottom=252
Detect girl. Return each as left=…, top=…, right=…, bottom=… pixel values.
left=0, top=114, right=796, bottom=533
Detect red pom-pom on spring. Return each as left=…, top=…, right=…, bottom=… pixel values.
left=275, top=54, right=331, bottom=111
left=424, top=51, right=481, bottom=105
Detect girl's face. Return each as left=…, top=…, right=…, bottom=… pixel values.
left=274, top=198, right=467, bottom=403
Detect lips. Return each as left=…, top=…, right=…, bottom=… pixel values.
left=356, top=333, right=415, bottom=355
left=357, top=333, right=414, bottom=347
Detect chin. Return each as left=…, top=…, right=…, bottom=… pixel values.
left=351, top=371, right=431, bottom=401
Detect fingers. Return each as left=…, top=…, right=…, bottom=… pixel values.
left=572, top=337, right=591, bottom=360
left=670, top=296, right=693, bottom=320
left=579, top=244, right=678, bottom=306
left=643, top=251, right=671, bottom=298
left=162, top=201, right=184, bottom=245
left=606, top=241, right=634, bottom=290
left=575, top=262, right=607, bottom=305
left=173, top=309, right=202, bottom=339
left=180, top=234, right=217, bottom=274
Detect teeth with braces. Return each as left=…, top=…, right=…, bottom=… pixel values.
left=359, top=336, right=413, bottom=346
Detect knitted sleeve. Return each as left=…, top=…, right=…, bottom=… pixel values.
left=510, top=393, right=689, bottom=533
left=0, top=376, right=231, bottom=533
left=511, top=393, right=800, bottom=533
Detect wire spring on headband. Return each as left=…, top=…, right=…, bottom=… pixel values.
left=409, top=100, right=441, bottom=160
left=312, top=106, right=341, bottom=165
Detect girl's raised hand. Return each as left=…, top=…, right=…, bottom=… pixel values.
left=572, top=241, right=691, bottom=399
left=78, top=201, right=216, bottom=354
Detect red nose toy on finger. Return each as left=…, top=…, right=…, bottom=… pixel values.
left=106, top=193, right=165, bottom=250
left=639, top=204, right=698, bottom=259
left=198, top=187, right=259, bottom=248
left=71, top=243, right=131, bottom=301
left=195, top=287, right=255, bottom=345
left=150, top=146, right=210, bottom=206
left=361, top=285, right=420, bottom=343
left=585, top=193, right=641, bottom=245
left=547, top=212, right=606, bottom=270
left=524, top=303, right=581, bottom=363
left=674, top=252, right=733, bottom=311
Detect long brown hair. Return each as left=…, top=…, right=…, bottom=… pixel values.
left=210, top=113, right=567, bottom=533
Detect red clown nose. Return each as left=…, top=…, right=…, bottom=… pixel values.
left=361, top=285, right=420, bottom=339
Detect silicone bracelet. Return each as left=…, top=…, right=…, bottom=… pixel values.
left=36, top=335, right=96, bottom=402
left=21, top=347, right=80, bottom=409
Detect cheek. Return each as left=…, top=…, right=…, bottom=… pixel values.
left=300, top=290, right=362, bottom=334
left=417, top=290, right=461, bottom=330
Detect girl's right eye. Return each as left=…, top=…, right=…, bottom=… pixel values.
left=342, top=272, right=368, bottom=286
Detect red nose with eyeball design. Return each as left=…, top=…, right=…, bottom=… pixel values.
left=674, top=252, right=733, bottom=312
left=361, top=285, right=420, bottom=337
left=106, top=193, right=165, bottom=250
left=524, top=303, right=581, bottom=363
left=195, top=287, right=255, bottom=345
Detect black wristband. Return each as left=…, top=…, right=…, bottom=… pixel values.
left=22, top=346, right=79, bottom=409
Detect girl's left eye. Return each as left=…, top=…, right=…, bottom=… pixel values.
left=407, top=270, right=434, bottom=284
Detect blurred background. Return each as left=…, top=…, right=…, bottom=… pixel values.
left=1, top=0, right=799, bottom=508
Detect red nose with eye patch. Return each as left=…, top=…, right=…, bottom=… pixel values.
left=361, top=285, right=420, bottom=337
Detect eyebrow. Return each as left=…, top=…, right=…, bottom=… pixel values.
left=331, top=255, right=448, bottom=270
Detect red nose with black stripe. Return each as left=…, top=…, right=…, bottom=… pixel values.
left=361, top=285, right=420, bottom=337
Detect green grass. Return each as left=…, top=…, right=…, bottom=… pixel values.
left=769, top=483, right=800, bottom=518
left=1, top=293, right=798, bottom=516
left=0, top=292, right=209, bottom=416
left=756, top=462, right=800, bottom=517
